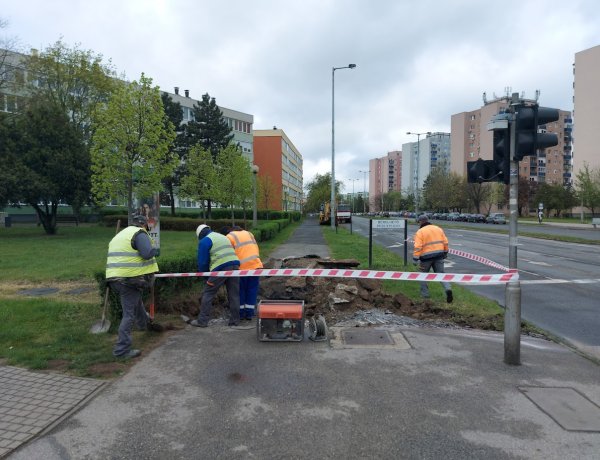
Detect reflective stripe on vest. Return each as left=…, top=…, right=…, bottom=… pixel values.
left=227, top=230, right=262, bottom=269
left=207, top=232, right=239, bottom=271
left=106, top=226, right=159, bottom=278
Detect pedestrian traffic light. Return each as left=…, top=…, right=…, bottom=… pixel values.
left=514, top=105, right=559, bottom=161
left=493, top=128, right=511, bottom=184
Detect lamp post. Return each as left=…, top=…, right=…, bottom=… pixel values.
left=359, top=169, right=369, bottom=213
left=252, top=165, right=259, bottom=228
left=406, top=131, right=431, bottom=216
left=348, top=178, right=359, bottom=213
left=331, top=63, right=357, bottom=229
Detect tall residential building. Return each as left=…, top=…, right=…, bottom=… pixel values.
left=253, top=128, right=303, bottom=211
left=401, top=132, right=451, bottom=199
left=451, top=95, right=572, bottom=186
left=368, top=150, right=402, bottom=211
left=573, top=45, right=600, bottom=181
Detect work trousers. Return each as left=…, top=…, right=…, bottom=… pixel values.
left=197, top=266, right=240, bottom=326
left=418, top=257, right=451, bottom=298
left=110, top=281, right=149, bottom=356
left=239, top=276, right=260, bottom=318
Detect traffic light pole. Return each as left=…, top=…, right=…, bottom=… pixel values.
left=505, top=101, right=521, bottom=365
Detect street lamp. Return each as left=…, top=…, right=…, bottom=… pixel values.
left=406, top=131, right=431, bottom=216
left=332, top=63, right=357, bottom=229
left=348, top=178, right=359, bottom=213
left=252, top=165, right=259, bottom=228
left=359, top=169, right=369, bottom=213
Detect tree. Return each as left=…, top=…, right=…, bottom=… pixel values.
left=26, top=39, right=117, bottom=143
left=534, top=183, right=577, bottom=218
left=91, top=74, right=176, bottom=219
left=0, top=98, right=89, bottom=234
left=160, top=92, right=184, bottom=215
left=0, top=18, right=20, bottom=93
left=178, top=145, right=218, bottom=220
left=182, top=93, right=233, bottom=216
left=466, top=182, right=492, bottom=214
left=215, top=145, right=253, bottom=224
left=258, top=174, right=277, bottom=214
left=304, top=173, right=342, bottom=213
left=576, top=163, right=600, bottom=216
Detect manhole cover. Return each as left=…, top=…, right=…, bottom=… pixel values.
left=342, top=329, right=395, bottom=345
left=519, top=386, right=600, bottom=432
left=18, top=288, right=59, bottom=296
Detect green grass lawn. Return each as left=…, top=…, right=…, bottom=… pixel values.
left=0, top=221, right=300, bottom=377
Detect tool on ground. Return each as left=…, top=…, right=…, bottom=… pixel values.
left=257, top=300, right=304, bottom=342
left=146, top=279, right=164, bottom=332
left=90, top=219, right=121, bottom=334
left=308, top=315, right=328, bottom=342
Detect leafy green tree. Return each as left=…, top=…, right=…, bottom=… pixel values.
left=534, top=183, right=577, bottom=217
left=466, top=182, right=491, bottom=214
left=178, top=145, right=218, bottom=220
left=0, top=99, right=89, bottom=234
left=26, top=39, right=117, bottom=142
left=304, top=172, right=342, bottom=213
left=215, top=145, right=253, bottom=224
left=576, top=163, right=600, bottom=216
left=160, top=92, right=184, bottom=215
left=258, top=174, right=277, bottom=218
left=91, top=74, right=176, bottom=219
left=182, top=93, right=233, bottom=216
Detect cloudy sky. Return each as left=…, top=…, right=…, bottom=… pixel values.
left=2, top=0, right=600, bottom=193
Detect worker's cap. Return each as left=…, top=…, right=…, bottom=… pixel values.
left=417, top=214, right=429, bottom=223
left=131, top=214, right=148, bottom=227
left=195, top=224, right=210, bottom=238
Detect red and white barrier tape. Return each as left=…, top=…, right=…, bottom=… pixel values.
left=154, top=268, right=518, bottom=284
left=447, top=248, right=510, bottom=272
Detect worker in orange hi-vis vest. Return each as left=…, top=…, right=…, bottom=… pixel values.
left=221, top=225, right=263, bottom=320
left=412, top=214, right=453, bottom=304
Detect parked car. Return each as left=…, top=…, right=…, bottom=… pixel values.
left=447, top=212, right=461, bottom=221
left=468, top=213, right=486, bottom=223
left=486, top=213, right=506, bottom=224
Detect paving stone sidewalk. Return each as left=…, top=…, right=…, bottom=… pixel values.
left=0, top=366, right=104, bottom=458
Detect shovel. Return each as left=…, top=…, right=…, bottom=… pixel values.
left=90, top=219, right=120, bottom=334
left=90, top=286, right=111, bottom=334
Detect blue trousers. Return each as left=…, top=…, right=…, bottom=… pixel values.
left=239, top=276, right=260, bottom=318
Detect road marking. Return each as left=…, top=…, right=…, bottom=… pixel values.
left=387, top=242, right=404, bottom=248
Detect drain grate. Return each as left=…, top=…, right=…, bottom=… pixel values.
left=341, top=329, right=395, bottom=346
left=519, top=386, right=600, bottom=432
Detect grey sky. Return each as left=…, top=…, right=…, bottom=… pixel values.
left=2, top=0, right=599, bottom=193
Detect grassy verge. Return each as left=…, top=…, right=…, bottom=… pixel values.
left=322, top=226, right=544, bottom=335
left=0, top=221, right=301, bottom=377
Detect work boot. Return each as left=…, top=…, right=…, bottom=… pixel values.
left=446, top=290, right=453, bottom=304
left=190, top=319, right=208, bottom=328
left=116, top=349, right=141, bottom=359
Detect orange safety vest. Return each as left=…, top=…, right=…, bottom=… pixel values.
left=413, top=224, right=448, bottom=260
left=226, top=230, right=263, bottom=270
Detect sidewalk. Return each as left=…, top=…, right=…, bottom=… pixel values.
left=6, top=217, right=600, bottom=459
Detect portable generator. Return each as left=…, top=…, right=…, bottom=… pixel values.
left=257, top=300, right=304, bottom=342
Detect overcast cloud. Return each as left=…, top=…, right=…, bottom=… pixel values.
left=2, top=0, right=599, bottom=193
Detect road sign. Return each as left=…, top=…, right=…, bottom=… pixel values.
left=372, top=219, right=405, bottom=229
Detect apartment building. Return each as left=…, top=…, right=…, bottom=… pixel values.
left=573, top=45, right=600, bottom=180
left=400, top=132, right=451, bottom=199
left=368, top=150, right=402, bottom=211
left=253, top=128, right=303, bottom=211
left=451, top=95, right=572, bottom=186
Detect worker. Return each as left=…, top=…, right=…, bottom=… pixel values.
left=106, top=214, right=158, bottom=358
left=412, top=214, right=453, bottom=303
left=224, top=225, right=263, bottom=320
left=190, top=224, right=241, bottom=328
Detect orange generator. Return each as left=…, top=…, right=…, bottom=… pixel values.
left=257, top=300, right=305, bottom=342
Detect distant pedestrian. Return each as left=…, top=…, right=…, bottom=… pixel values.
left=223, top=225, right=263, bottom=320
left=538, top=210, right=543, bottom=224
left=413, top=214, right=453, bottom=303
left=190, top=224, right=241, bottom=328
left=106, top=215, right=158, bottom=358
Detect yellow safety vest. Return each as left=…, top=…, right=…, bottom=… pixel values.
left=207, top=232, right=239, bottom=271
left=106, top=226, right=159, bottom=279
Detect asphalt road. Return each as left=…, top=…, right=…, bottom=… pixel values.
left=345, top=216, right=600, bottom=360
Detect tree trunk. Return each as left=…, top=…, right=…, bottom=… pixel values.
left=32, top=203, right=58, bottom=235
left=168, top=183, right=176, bottom=216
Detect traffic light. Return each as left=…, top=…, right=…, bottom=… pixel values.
left=514, top=105, right=559, bottom=161
left=467, top=159, right=497, bottom=183
left=493, top=128, right=511, bottom=184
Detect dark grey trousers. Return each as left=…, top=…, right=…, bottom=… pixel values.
left=110, top=281, right=149, bottom=356
left=418, top=257, right=451, bottom=297
left=197, top=268, right=240, bottom=326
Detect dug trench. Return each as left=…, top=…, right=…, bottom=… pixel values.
left=157, top=256, right=513, bottom=332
